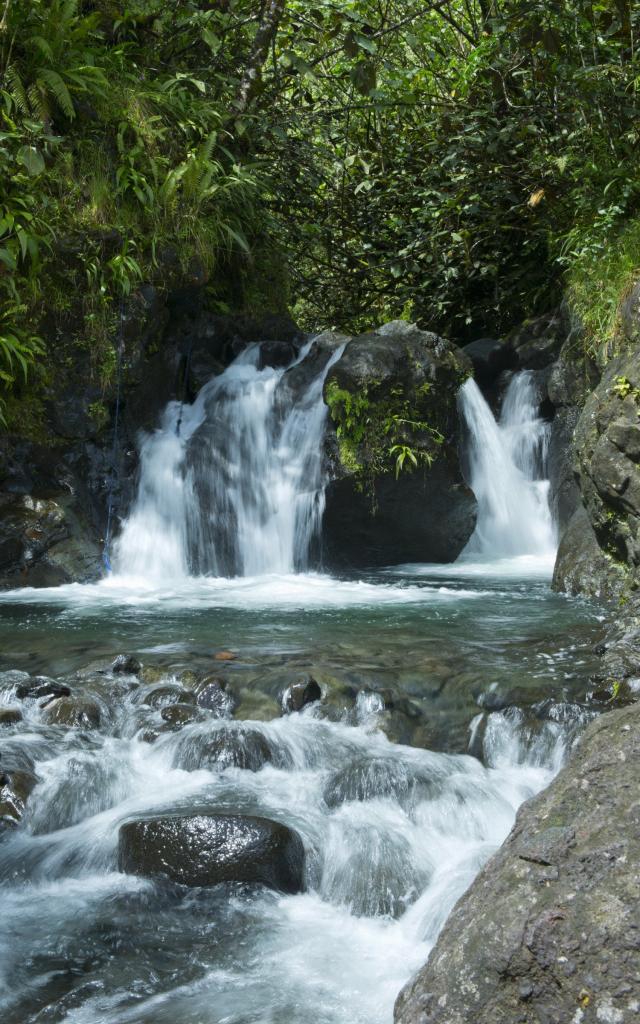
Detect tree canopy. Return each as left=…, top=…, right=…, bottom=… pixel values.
left=0, top=1, right=638, bottom=416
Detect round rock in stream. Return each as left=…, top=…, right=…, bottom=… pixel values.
left=118, top=813, right=305, bottom=893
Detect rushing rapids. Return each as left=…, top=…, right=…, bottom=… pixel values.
left=0, top=342, right=602, bottom=1024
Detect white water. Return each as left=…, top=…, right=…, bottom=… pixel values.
left=458, top=371, right=556, bottom=560
left=114, top=342, right=344, bottom=580
left=0, top=677, right=578, bottom=1024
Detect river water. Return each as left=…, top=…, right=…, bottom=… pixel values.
left=0, top=352, right=604, bottom=1024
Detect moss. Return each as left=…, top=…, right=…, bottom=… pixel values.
left=325, top=375, right=444, bottom=489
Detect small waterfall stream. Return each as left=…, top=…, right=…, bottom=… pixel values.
left=458, top=371, right=556, bottom=559
left=114, top=342, right=344, bottom=579
left=0, top=345, right=598, bottom=1024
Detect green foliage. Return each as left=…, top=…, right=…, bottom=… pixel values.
left=1, top=0, right=639, bottom=428
left=325, top=376, right=444, bottom=489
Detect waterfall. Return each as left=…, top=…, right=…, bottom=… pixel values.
left=458, top=371, right=555, bottom=558
left=113, top=341, right=344, bottom=579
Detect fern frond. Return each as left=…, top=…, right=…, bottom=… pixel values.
left=6, top=66, right=29, bottom=116
left=38, top=69, right=75, bottom=118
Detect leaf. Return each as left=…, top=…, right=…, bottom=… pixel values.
left=17, top=145, right=45, bottom=176
left=202, top=28, right=221, bottom=55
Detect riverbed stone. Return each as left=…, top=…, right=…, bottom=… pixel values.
left=159, top=703, right=202, bottom=730
left=118, top=812, right=305, bottom=892
left=41, top=696, right=101, bottom=729
left=0, top=707, right=22, bottom=726
left=394, top=702, right=640, bottom=1024
left=0, top=766, right=38, bottom=825
left=140, top=686, right=197, bottom=710
left=282, top=675, right=322, bottom=713
left=15, top=679, right=71, bottom=702
left=171, top=723, right=281, bottom=772
left=112, top=655, right=142, bottom=676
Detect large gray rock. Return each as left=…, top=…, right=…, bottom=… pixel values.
left=119, top=812, right=305, bottom=893
left=395, top=703, right=640, bottom=1024
left=573, top=345, right=640, bottom=586
left=552, top=504, right=625, bottom=600
left=322, top=321, right=477, bottom=567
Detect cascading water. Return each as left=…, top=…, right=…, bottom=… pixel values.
left=458, top=370, right=556, bottom=559
left=113, top=341, right=344, bottom=579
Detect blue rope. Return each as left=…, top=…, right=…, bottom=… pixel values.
left=102, top=303, right=125, bottom=574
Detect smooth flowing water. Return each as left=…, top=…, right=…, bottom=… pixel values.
left=0, top=353, right=603, bottom=1024
left=459, top=372, right=556, bottom=559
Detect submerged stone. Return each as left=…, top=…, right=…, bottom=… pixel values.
left=282, top=675, right=322, bottom=713
left=41, top=696, right=101, bottom=730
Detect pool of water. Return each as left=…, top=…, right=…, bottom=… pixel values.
left=0, top=559, right=604, bottom=1024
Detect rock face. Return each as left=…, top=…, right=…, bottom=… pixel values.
left=569, top=342, right=640, bottom=594
left=0, top=298, right=302, bottom=589
left=322, top=321, right=477, bottom=567
left=395, top=703, right=640, bottom=1024
left=119, top=812, right=305, bottom=893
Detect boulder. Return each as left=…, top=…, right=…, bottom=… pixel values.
left=0, top=708, right=22, bottom=727
left=118, top=812, right=305, bottom=893
left=394, top=702, right=640, bottom=1024
left=503, top=310, right=566, bottom=370
left=282, top=676, right=322, bottom=713
left=159, top=703, right=202, bottom=730
left=140, top=686, right=196, bottom=710
left=196, top=679, right=236, bottom=716
left=462, top=337, right=514, bottom=387
left=257, top=339, right=299, bottom=369
left=0, top=757, right=38, bottom=826
left=171, top=724, right=280, bottom=772
left=322, top=321, right=476, bottom=567
left=112, top=655, right=142, bottom=676
left=41, top=696, right=101, bottom=730
left=572, top=343, right=640, bottom=585
left=620, top=278, right=640, bottom=346
left=15, top=679, right=71, bottom=702
left=552, top=504, right=625, bottom=600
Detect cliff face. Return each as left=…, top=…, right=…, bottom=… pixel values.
left=395, top=701, right=640, bottom=1024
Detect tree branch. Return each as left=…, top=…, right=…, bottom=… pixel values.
left=235, top=0, right=287, bottom=114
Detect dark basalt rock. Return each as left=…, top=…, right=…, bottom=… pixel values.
left=257, top=339, right=298, bottom=370
left=171, top=724, right=280, bottom=773
left=282, top=675, right=322, bottom=713
left=323, top=461, right=477, bottom=568
left=0, top=765, right=38, bottom=825
left=118, top=812, right=305, bottom=893
left=140, top=686, right=196, bottom=710
left=112, top=655, right=142, bottom=676
left=159, top=703, right=202, bottom=730
left=0, top=708, right=22, bottom=726
left=322, top=321, right=476, bottom=567
left=196, top=679, right=237, bottom=717
left=41, top=696, right=101, bottom=730
left=462, top=337, right=514, bottom=387
left=15, top=679, right=72, bottom=702
left=395, top=703, right=640, bottom=1024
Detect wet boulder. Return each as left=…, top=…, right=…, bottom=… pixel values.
left=15, top=679, right=71, bottom=702
left=119, top=812, right=305, bottom=893
left=140, top=686, right=196, bottom=710
left=41, top=696, right=101, bottom=730
left=196, top=678, right=237, bottom=717
left=171, top=724, right=282, bottom=772
left=0, top=750, right=38, bottom=826
left=282, top=675, right=322, bottom=713
left=112, top=655, right=142, bottom=676
left=159, top=703, right=202, bottom=730
left=322, top=321, right=476, bottom=567
left=324, top=755, right=439, bottom=809
left=395, top=702, right=640, bottom=1024
left=0, top=707, right=22, bottom=727
left=258, top=339, right=298, bottom=370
